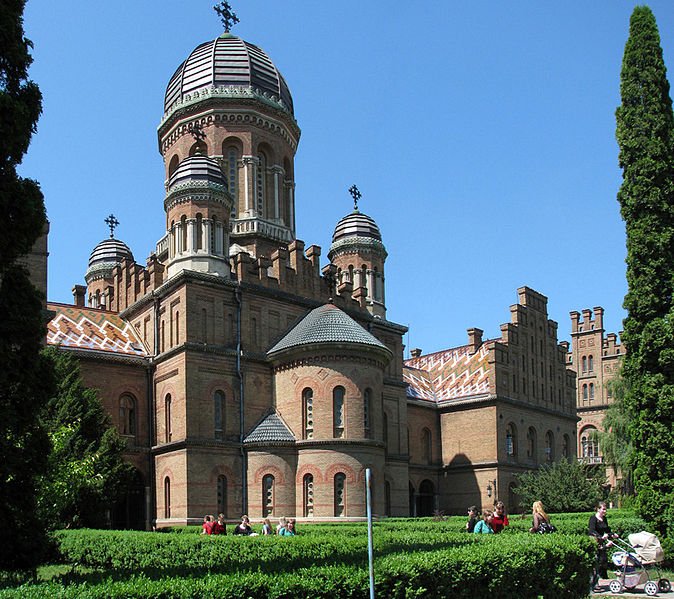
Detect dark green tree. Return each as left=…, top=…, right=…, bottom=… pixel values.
left=514, top=460, right=606, bottom=513
left=616, top=6, right=674, bottom=537
left=39, top=348, right=134, bottom=529
left=214, top=1, right=239, bottom=33
left=0, top=0, right=54, bottom=571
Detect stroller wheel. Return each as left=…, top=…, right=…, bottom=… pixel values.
left=659, top=579, right=671, bottom=593
left=644, top=580, right=658, bottom=596
left=609, top=579, right=623, bottom=594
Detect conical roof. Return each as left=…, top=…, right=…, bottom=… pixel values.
left=268, top=304, right=389, bottom=356
left=243, top=412, right=295, bottom=444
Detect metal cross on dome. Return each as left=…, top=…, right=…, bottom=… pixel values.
left=104, top=214, right=119, bottom=238
left=348, top=184, right=361, bottom=211
left=189, top=122, right=206, bottom=144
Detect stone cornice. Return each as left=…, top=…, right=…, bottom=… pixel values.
left=328, top=236, right=388, bottom=259
left=159, top=100, right=301, bottom=154
left=271, top=346, right=391, bottom=372
left=57, top=345, right=149, bottom=367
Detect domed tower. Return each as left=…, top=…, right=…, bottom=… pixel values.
left=158, top=30, right=300, bottom=259
left=85, top=215, right=134, bottom=309
left=328, top=187, right=388, bottom=318
left=162, top=152, right=233, bottom=279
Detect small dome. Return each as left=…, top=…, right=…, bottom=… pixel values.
left=85, top=238, right=134, bottom=283
left=164, top=34, right=294, bottom=115
left=331, top=210, right=383, bottom=244
left=328, top=209, right=387, bottom=261
left=268, top=303, right=390, bottom=357
left=168, top=154, right=227, bottom=191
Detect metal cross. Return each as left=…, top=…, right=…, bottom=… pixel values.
left=189, top=122, right=206, bottom=144
left=104, top=214, right=119, bottom=238
left=348, top=184, right=361, bottom=211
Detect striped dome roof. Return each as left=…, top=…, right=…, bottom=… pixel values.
left=164, top=34, right=294, bottom=115
left=331, top=210, right=382, bottom=244
left=268, top=304, right=390, bottom=356
left=85, top=237, right=134, bottom=283
left=168, top=154, right=227, bottom=190
left=88, top=238, right=134, bottom=269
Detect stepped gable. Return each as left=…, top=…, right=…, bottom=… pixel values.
left=404, top=343, right=491, bottom=403
left=244, top=412, right=295, bottom=444
left=47, top=303, right=147, bottom=357
left=268, top=303, right=389, bottom=356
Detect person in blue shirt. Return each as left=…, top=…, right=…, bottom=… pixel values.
left=473, top=509, right=494, bottom=534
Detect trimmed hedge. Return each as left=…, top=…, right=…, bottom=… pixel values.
left=0, top=536, right=595, bottom=599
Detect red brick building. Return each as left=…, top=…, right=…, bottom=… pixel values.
left=41, top=27, right=579, bottom=528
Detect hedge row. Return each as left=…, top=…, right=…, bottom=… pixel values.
left=53, top=528, right=477, bottom=573
left=0, top=535, right=595, bottom=599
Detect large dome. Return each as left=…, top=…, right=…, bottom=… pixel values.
left=164, top=33, right=294, bottom=115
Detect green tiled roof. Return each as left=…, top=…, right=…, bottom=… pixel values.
left=268, top=304, right=388, bottom=355
left=244, top=412, right=295, bottom=444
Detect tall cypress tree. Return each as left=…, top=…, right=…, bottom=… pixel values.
left=616, top=6, right=674, bottom=536
left=0, top=0, right=54, bottom=570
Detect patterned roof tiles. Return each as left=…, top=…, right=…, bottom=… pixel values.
left=268, top=303, right=389, bottom=356
left=404, top=343, right=492, bottom=403
left=244, top=412, right=295, bottom=444
left=47, top=303, right=148, bottom=357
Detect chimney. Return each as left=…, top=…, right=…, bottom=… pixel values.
left=467, top=327, right=483, bottom=353
left=410, top=348, right=422, bottom=358
left=72, top=285, right=86, bottom=307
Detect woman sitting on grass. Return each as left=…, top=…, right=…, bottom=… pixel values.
left=473, top=510, right=494, bottom=534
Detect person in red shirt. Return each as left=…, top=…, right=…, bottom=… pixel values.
left=201, top=514, right=215, bottom=535
left=491, top=500, right=509, bottom=533
left=212, top=513, right=226, bottom=535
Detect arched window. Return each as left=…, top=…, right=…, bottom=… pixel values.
left=545, top=430, right=554, bottom=463
left=302, top=388, right=314, bottom=439
left=119, top=394, right=136, bottom=437
left=581, top=427, right=599, bottom=459
left=164, top=477, right=171, bottom=518
left=506, top=422, right=517, bottom=457
left=180, top=215, right=187, bottom=253
left=588, top=355, right=594, bottom=372
left=168, top=154, right=180, bottom=178
left=526, top=427, right=537, bottom=462
left=334, top=473, right=346, bottom=517
left=421, top=428, right=432, bottom=464
left=214, top=390, right=225, bottom=440
left=361, top=263, right=368, bottom=296
left=589, top=383, right=595, bottom=400
left=164, top=394, right=172, bottom=442
left=217, top=475, right=227, bottom=516
left=333, top=386, right=345, bottom=438
left=582, top=384, right=588, bottom=401
left=256, top=152, right=267, bottom=216
left=201, top=308, right=208, bottom=343
left=262, top=474, right=274, bottom=517
left=303, top=474, right=314, bottom=517
left=383, top=412, right=389, bottom=452
left=363, top=388, right=372, bottom=439
left=226, top=146, right=239, bottom=218
left=582, top=356, right=587, bottom=373
left=174, top=309, right=180, bottom=346
left=196, top=213, right=203, bottom=250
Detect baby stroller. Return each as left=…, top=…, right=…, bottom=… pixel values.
left=609, top=531, right=670, bottom=596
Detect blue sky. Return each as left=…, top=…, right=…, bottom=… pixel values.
left=20, top=1, right=674, bottom=355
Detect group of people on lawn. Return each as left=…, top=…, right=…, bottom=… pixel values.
left=466, top=499, right=617, bottom=591
left=201, top=514, right=296, bottom=536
